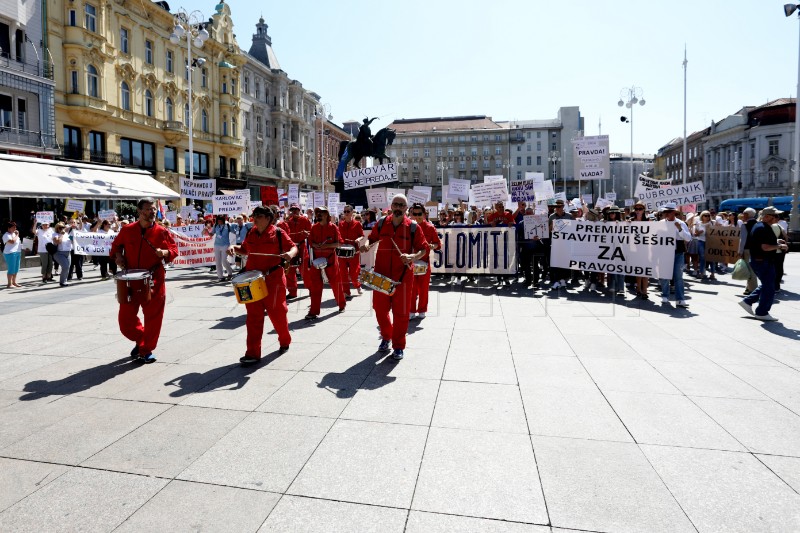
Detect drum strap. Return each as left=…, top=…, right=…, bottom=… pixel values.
left=377, top=217, right=417, bottom=285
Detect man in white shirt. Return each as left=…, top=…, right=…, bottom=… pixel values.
left=32, top=221, right=55, bottom=283
left=658, top=202, right=692, bottom=308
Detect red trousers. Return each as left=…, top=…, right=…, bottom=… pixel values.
left=245, top=271, right=291, bottom=357
left=118, top=286, right=165, bottom=356
left=285, top=248, right=304, bottom=296
left=411, top=268, right=431, bottom=313
left=339, top=255, right=361, bottom=296
left=303, top=258, right=346, bottom=315
left=373, top=276, right=413, bottom=350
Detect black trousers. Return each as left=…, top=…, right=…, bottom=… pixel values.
left=68, top=250, right=84, bottom=279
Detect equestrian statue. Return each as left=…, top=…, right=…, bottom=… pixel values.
left=336, top=117, right=396, bottom=178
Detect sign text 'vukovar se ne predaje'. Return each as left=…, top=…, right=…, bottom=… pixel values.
left=343, top=163, right=398, bottom=190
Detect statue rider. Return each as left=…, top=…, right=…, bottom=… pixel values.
left=356, top=117, right=377, bottom=156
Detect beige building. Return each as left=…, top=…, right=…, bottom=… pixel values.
left=49, top=0, right=245, bottom=196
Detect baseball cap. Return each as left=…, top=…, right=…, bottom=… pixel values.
left=760, top=206, right=783, bottom=216
left=659, top=202, right=677, bottom=212
left=289, top=203, right=301, bottom=210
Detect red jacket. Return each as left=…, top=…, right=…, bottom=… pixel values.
left=240, top=225, right=295, bottom=275
left=367, top=216, right=428, bottom=281
left=308, top=222, right=341, bottom=260
left=487, top=210, right=515, bottom=227
left=418, top=220, right=441, bottom=262
left=338, top=219, right=364, bottom=245
left=110, top=222, right=179, bottom=285
left=286, top=216, right=312, bottom=245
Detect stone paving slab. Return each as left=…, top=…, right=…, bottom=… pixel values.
left=1, top=257, right=799, bottom=532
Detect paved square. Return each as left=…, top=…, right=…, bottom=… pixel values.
left=1, top=259, right=799, bottom=532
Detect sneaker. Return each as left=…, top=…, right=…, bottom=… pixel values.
left=392, top=349, right=404, bottom=360
left=304, top=313, right=318, bottom=320
left=550, top=281, right=561, bottom=290
left=142, top=354, right=156, bottom=364
left=278, top=346, right=290, bottom=354
left=753, top=314, right=779, bottom=322
left=738, top=301, right=754, bottom=316
left=677, top=300, right=689, bottom=308
left=417, top=312, right=426, bottom=319
left=345, top=294, right=353, bottom=301
left=378, top=340, right=391, bottom=352
left=409, top=313, right=417, bottom=320
left=339, top=306, right=346, bottom=313
left=239, top=355, right=260, bottom=366
left=357, top=287, right=362, bottom=294
left=661, top=296, right=670, bottom=304
left=130, top=345, right=140, bottom=358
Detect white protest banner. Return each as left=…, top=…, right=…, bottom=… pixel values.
left=212, top=194, right=247, bottom=216
left=523, top=215, right=549, bottom=239
left=73, top=231, right=115, bottom=256
left=637, top=175, right=670, bottom=191
left=366, top=188, right=387, bottom=209
left=336, top=202, right=346, bottom=214
left=248, top=201, right=262, bottom=213
left=288, top=184, right=299, bottom=205
left=471, top=180, right=508, bottom=204
left=329, top=203, right=340, bottom=218
left=407, top=189, right=428, bottom=205
left=605, top=192, right=617, bottom=201
left=412, top=185, right=432, bottom=201
left=65, top=199, right=86, bottom=213
left=533, top=180, right=555, bottom=202
left=550, top=220, right=676, bottom=278
left=582, top=194, right=593, bottom=205
left=554, top=192, right=567, bottom=203
left=343, top=162, right=398, bottom=190
left=484, top=174, right=505, bottom=183
left=354, top=205, right=364, bottom=213
left=624, top=199, right=635, bottom=207
left=572, top=135, right=610, bottom=180
left=299, top=192, right=308, bottom=209
left=165, top=211, right=177, bottom=224
left=425, top=203, right=439, bottom=220
left=448, top=178, right=471, bottom=200
left=35, top=211, right=54, bottom=224
left=169, top=224, right=205, bottom=239
left=534, top=202, right=549, bottom=215
left=526, top=172, right=545, bottom=183
left=179, top=206, right=198, bottom=219
left=386, top=188, right=406, bottom=201
left=98, top=209, right=116, bottom=222
left=510, top=178, right=536, bottom=202
left=430, top=227, right=517, bottom=274
left=595, top=198, right=613, bottom=209
left=179, top=177, right=216, bottom=199
left=328, top=193, right=340, bottom=206
left=312, top=192, right=325, bottom=208
left=170, top=231, right=214, bottom=267
left=636, top=181, right=705, bottom=211
left=234, top=189, right=251, bottom=201
left=22, top=238, right=34, bottom=251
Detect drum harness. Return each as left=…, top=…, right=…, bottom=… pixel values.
left=375, top=216, right=418, bottom=284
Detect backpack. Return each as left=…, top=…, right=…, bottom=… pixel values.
left=376, top=216, right=417, bottom=249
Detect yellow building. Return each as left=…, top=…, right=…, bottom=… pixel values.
left=48, top=0, right=245, bottom=195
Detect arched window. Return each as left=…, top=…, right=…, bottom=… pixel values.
left=231, top=117, right=237, bottom=138
left=144, top=90, right=153, bottom=117
left=165, top=98, right=174, bottom=122
left=87, top=65, right=99, bottom=97
left=768, top=167, right=779, bottom=184
left=201, top=109, right=208, bottom=132
left=222, top=116, right=228, bottom=137
left=121, top=81, right=130, bottom=111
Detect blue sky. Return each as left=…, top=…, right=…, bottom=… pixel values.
left=226, top=0, right=796, bottom=154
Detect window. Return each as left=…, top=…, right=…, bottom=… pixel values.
left=244, top=113, right=250, bottom=131
left=435, top=148, right=442, bottom=156
left=69, top=10, right=76, bottom=26
left=517, top=171, right=522, bottom=179
left=164, top=146, right=177, bottom=172
left=495, top=160, right=502, bottom=169
left=165, top=98, right=174, bottom=121
left=17, top=98, right=26, bottom=130
left=63, top=126, right=81, bottom=158
left=526, top=156, right=532, bottom=165
left=70, top=71, right=79, bottom=94
left=517, top=146, right=521, bottom=152
left=527, top=143, right=531, bottom=151
left=537, top=131, right=541, bottom=138
left=412, top=148, right=419, bottom=157
left=166, top=50, right=173, bottom=73
left=222, top=118, right=228, bottom=137
left=184, top=150, right=209, bottom=176
left=471, top=161, right=477, bottom=170
left=120, top=138, right=155, bottom=169
left=231, top=79, right=237, bottom=96
left=255, top=80, right=260, bottom=99
left=144, top=90, right=153, bottom=117
left=86, top=65, right=99, bottom=97
left=483, top=147, right=489, bottom=156
left=231, top=117, right=237, bottom=137
left=201, top=68, right=207, bottom=88
left=551, top=142, right=557, bottom=151
left=89, top=131, right=104, bottom=161
left=120, top=28, right=129, bottom=54
left=120, top=82, right=130, bottom=110
left=222, top=77, right=228, bottom=94
left=483, top=160, right=489, bottom=169
left=537, top=141, right=541, bottom=151
left=552, top=132, right=557, bottom=138
left=516, top=157, right=522, bottom=166
left=458, top=147, right=465, bottom=156
left=768, top=167, right=779, bottom=184
left=201, top=109, right=208, bottom=132
left=85, top=4, right=97, bottom=32
left=536, top=156, right=542, bottom=165
left=184, top=103, right=190, bottom=126
left=459, top=162, right=466, bottom=170
left=768, top=139, right=779, bottom=156
left=471, top=147, right=477, bottom=156
left=447, top=148, right=453, bottom=156
left=495, top=147, right=502, bottom=155
left=0, top=96, right=11, bottom=128
left=244, top=76, right=249, bottom=93
left=424, top=148, right=430, bottom=157
left=144, top=40, right=153, bottom=64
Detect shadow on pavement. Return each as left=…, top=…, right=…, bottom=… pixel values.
left=317, top=350, right=395, bottom=399
left=760, top=321, right=800, bottom=340
left=166, top=363, right=258, bottom=397
left=19, top=356, right=140, bottom=401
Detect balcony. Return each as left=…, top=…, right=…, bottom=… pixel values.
left=163, top=121, right=186, bottom=132
left=0, top=53, right=54, bottom=80
left=509, top=135, right=525, bottom=144
left=0, top=128, right=59, bottom=151
left=65, top=94, right=112, bottom=127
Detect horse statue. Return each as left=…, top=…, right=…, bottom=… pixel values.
left=336, top=127, right=396, bottom=177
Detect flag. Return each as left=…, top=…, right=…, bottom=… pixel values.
left=156, top=200, right=167, bottom=220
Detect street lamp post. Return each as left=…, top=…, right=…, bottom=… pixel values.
left=316, top=104, right=331, bottom=197
left=170, top=11, right=208, bottom=187
left=548, top=151, right=561, bottom=193
left=784, top=4, right=800, bottom=238
left=437, top=161, right=447, bottom=203
left=618, top=86, right=646, bottom=200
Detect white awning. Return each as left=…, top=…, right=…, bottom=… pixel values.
left=0, top=154, right=180, bottom=200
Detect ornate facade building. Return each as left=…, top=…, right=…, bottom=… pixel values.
left=48, top=0, right=245, bottom=193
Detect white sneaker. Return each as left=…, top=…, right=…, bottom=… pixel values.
left=409, top=313, right=417, bottom=319
left=661, top=296, right=669, bottom=304
left=357, top=287, right=362, bottom=294
left=753, top=314, right=778, bottom=322
left=677, top=300, right=689, bottom=308
left=738, top=301, right=754, bottom=316
left=417, top=312, right=426, bottom=319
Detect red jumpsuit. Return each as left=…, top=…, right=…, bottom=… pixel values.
left=303, top=222, right=346, bottom=315
left=411, top=220, right=442, bottom=314
left=239, top=225, right=296, bottom=357
left=284, top=216, right=311, bottom=297
left=338, top=218, right=364, bottom=296
left=110, top=223, right=179, bottom=356
left=367, top=216, right=429, bottom=350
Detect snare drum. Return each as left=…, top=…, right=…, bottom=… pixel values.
left=231, top=270, right=268, bottom=304
left=359, top=269, right=398, bottom=296
left=312, top=257, right=328, bottom=270
left=413, top=260, right=428, bottom=276
left=336, top=245, right=356, bottom=259
left=115, top=269, right=153, bottom=304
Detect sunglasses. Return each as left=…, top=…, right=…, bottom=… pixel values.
left=411, top=212, right=424, bottom=216
left=634, top=207, right=645, bottom=211
left=391, top=202, right=407, bottom=207
left=343, top=210, right=352, bottom=213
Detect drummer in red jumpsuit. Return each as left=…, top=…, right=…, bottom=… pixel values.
left=111, top=197, right=179, bottom=364
left=409, top=203, right=441, bottom=320
left=303, top=206, right=346, bottom=319
left=229, top=206, right=297, bottom=366
left=338, top=204, right=364, bottom=300
left=360, top=194, right=428, bottom=360
left=284, top=203, right=311, bottom=299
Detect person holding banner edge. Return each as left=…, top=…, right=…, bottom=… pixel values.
left=409, top=203, right=441, bottom=319
left=360, top=194, right=429, bottom=360
left=111, top=198, right=179, bottom=364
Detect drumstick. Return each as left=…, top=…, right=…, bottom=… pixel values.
left=391, top=238, right=413, bottom=269
left=233, top=252, right=284, bottom=258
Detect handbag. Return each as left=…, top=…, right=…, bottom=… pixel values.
left=731, top=258, right=750, bottom=281
left=45, top=242, right=58, bottom=255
